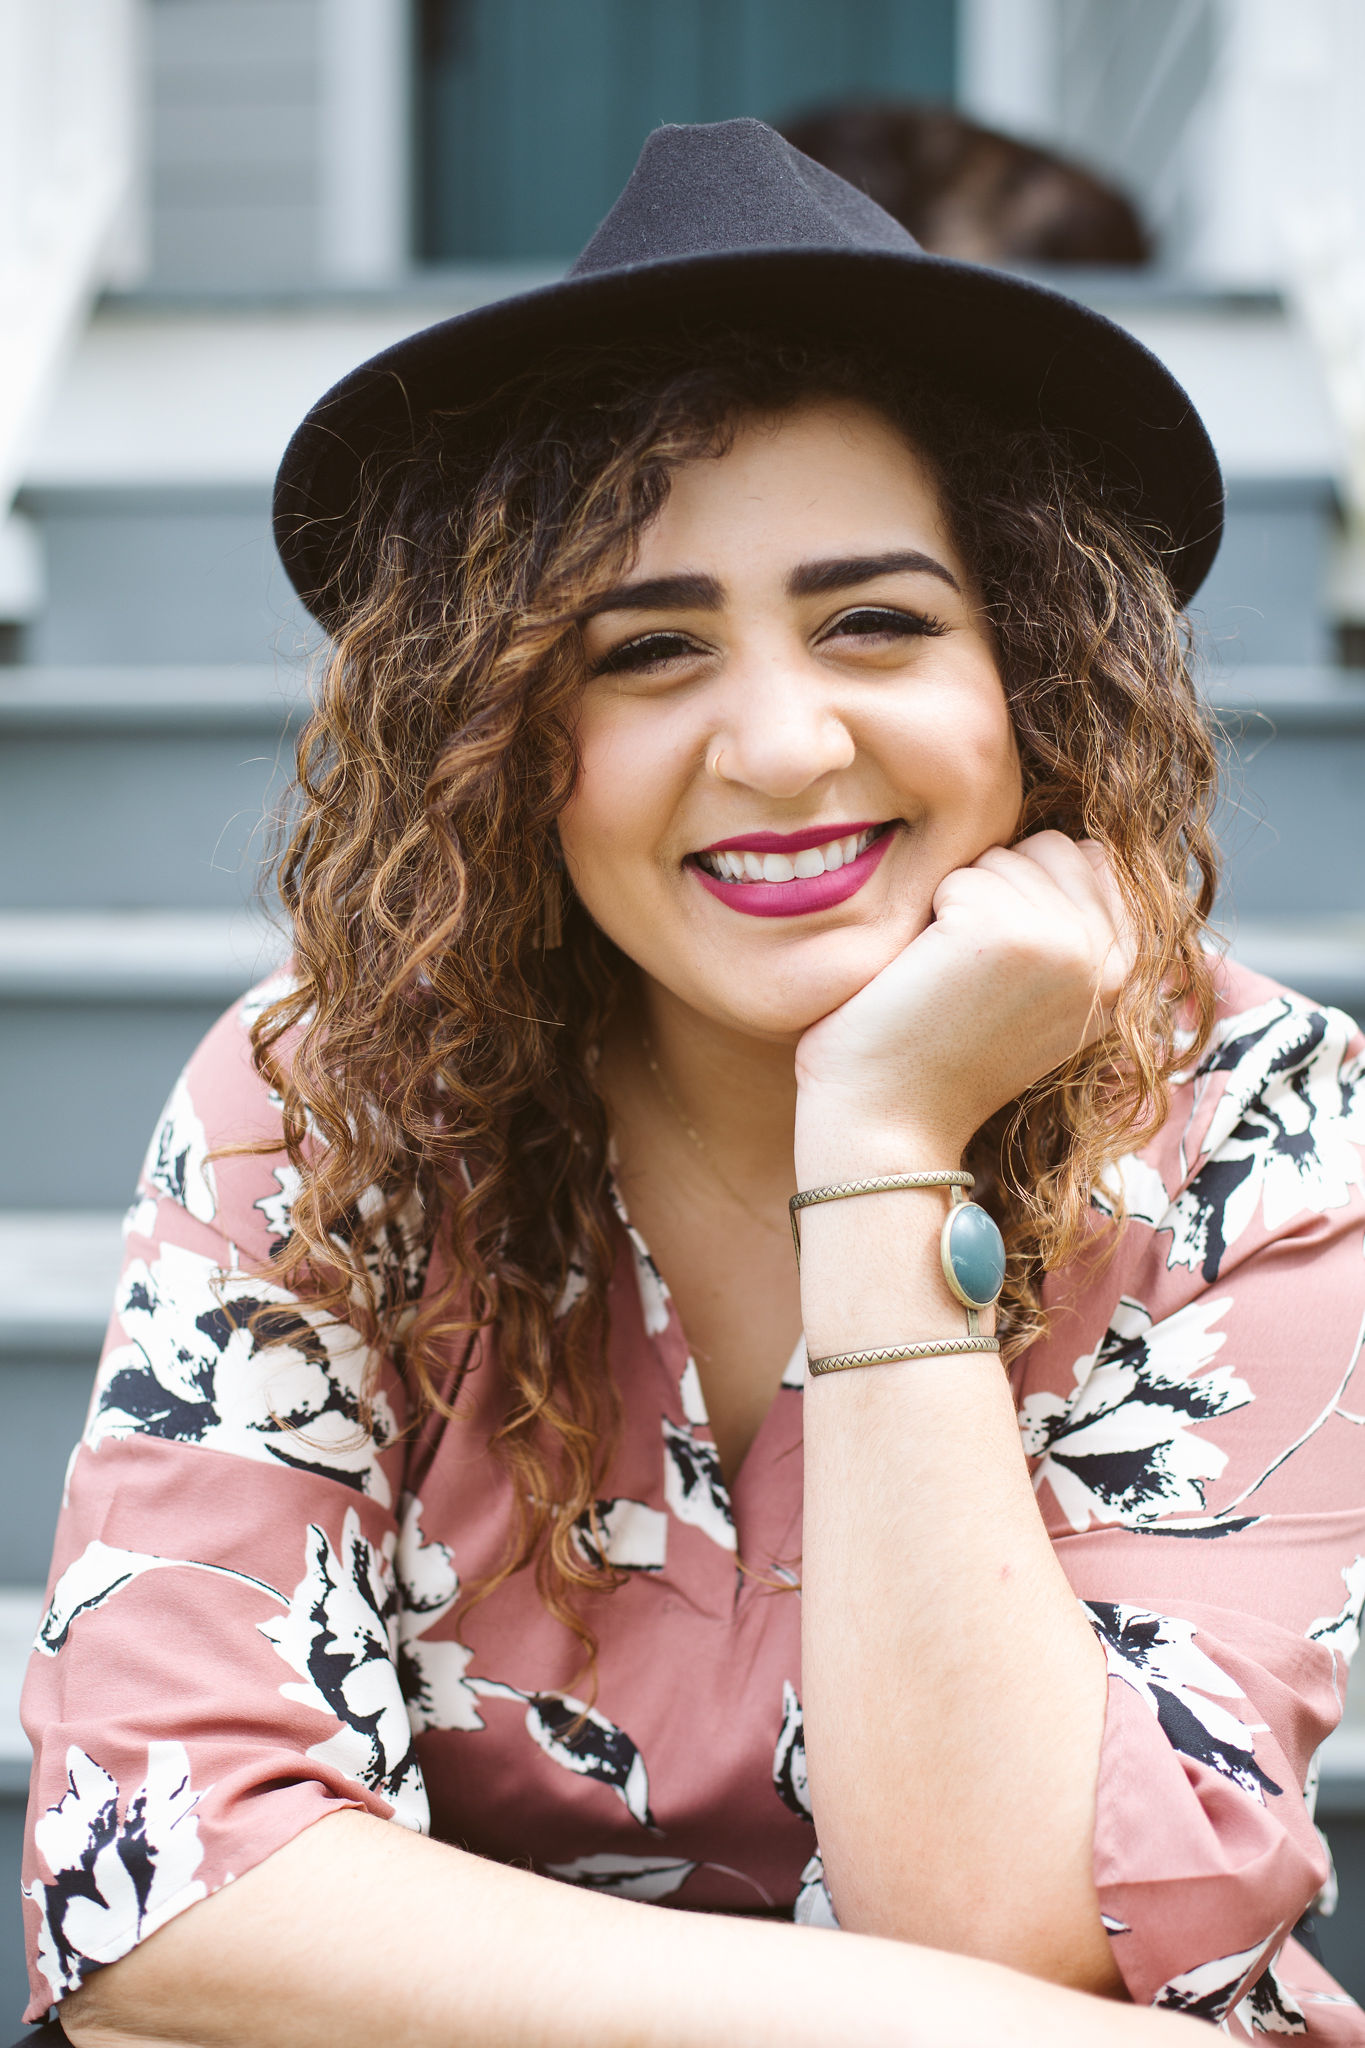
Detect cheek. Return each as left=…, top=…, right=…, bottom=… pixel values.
left=557, top=707, right=676, bottom=901
left=884, top=680, right=1021, bottom=829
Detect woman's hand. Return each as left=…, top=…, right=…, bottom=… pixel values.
left=795, top=831, right=1132, bottom=1171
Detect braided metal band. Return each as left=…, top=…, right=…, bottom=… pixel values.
left=807, top=1335, right=1001, bottom=1377
left=789, top=1171, right=973, bottom=1261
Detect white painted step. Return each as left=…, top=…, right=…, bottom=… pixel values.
left=0, top=910, right=289, bottom=1000
left=1222, top=917, right=1365, bottom=1014
left=0, top=1590, right=42, bottom=1795
left=0, top=1213, right=124, bottom=1354
left=0, top=664, right=305, bottom=730
left=1205, top=665, right=1365, bottom=724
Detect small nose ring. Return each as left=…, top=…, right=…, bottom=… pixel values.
left=707, top=745, right=726, bottom=778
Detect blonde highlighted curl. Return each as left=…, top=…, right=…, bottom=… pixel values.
left=252, top=334, right=1220, bottom=1646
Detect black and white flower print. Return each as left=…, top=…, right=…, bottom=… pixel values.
left=793, top=1848, right=839, bottom=1929
left=679, top=1356, right=707, bottom=1427
left=338, top=1182, right=430, bottom=1313
left=141, top=1073, right=217, bottom=1223
left=123, top=1193, right=159, bottom=1244
left=663, top=1355, right=736, bottom=1543
left=555, top=1260, right=589, bottom=1317
left=543, top=1852, right=696, bottom=1901
left=394, top=1492, right=484, bottom=1734
left=473, top=1682, right=657, bottom=1830
left=253, top=1164, right=300, bottom=1254
left=35, top=1539, right=277, bottom=1657
left=610, top=1188, right=672, bottom=1337
left=25, top=1742, right=206, bottom=2000
left=773, top=1682, right=812, bottom=1820
left=1233, top=1958, right=1309, bottom=2037
left=258, top=1509, right=428, bottom=1832
left=1087, top=1602, right=1280, bottom=1801
left=1153, top=1937, right=1277, bottom=2023
left=662, top=1418, right=736, bottom=1552
left=1020, top=1295, right=1249, bottom=1532
left=1307, top=1553, right=1365, bottom=1691
left=254, top=1169, right=430, bottom=1310
left=572, top=1497, right=668, bottom=1573
left=87, top=1241, right=398, bottom=1504
left=1099, top=999, right=1365, bottom=1284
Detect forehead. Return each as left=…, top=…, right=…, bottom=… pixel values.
left=633, top=395, right=953, bottom=572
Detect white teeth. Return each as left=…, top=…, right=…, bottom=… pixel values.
left=698, top=826, right=884, bottom=884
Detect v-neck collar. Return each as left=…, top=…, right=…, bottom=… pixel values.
left=607, top=1176, right=806, bottom=1578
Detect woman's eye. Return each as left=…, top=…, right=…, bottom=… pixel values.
left=823, top=606, right=947, bottom=643
left=590, top=631, right=701, bottom=677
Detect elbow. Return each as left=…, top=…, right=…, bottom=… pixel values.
left=58, top=1966, right=173, bottom=2048
left=823, top=1852, right=1126, bottom=1997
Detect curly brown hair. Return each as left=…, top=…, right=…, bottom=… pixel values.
left=252, top=332, right=1220, bottom=1649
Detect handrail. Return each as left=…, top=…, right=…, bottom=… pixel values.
left=0, top=0, right=142, bottom=517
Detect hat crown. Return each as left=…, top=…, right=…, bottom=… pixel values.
left=568, top=116, right=920, bottom=277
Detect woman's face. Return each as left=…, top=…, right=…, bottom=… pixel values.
left=560, top=396, right=1023, bottom=1040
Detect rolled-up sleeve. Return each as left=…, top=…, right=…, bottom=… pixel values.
left=20, top=980, right=429, bottom=2022
left=1016, top=968, right=1365, bottom=2037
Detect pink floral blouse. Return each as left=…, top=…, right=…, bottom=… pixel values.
left=19, top=956, right=1365, bottom=2038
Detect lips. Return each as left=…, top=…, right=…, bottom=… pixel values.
left=688, top=822, right=895, bottom=919
left=695, top=824, right=881, bottom=885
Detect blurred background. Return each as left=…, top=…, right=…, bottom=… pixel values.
left=2, top=0, right=1364, bottom=2022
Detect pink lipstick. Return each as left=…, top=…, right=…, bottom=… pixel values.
left=689, top=822, right=895, bottom=919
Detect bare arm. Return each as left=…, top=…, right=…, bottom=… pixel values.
left=795, top=836, right=1129, bottom=1990
left=63, top=1808, right=1205, bottom=2048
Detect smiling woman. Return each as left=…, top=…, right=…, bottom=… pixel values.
left=19, top=122, right=1365, bottom=2048
left=565, top=398, right=1022, bottom=1018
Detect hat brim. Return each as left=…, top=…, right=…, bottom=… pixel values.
left=273, top=246, right=1224, bottom=630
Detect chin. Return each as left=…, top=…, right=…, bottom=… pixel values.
left=714, top=926, right=915, bottom=1039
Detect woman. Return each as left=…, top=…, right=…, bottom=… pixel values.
left=19, top=123, right=1365, bottom=2045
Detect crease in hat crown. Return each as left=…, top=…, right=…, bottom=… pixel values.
left=568, top=116, right=920, bottom=275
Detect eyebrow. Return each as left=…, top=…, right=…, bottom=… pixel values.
left=788, top=550, right=961, bottom=597
left=584, top=549, right=959, bottom=618
left=584, top=573, right=723, bottom=616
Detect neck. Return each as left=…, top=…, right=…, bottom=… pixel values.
left=613, top=974, right=800, bottom=1189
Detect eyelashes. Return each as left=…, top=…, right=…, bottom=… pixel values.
left=819, top=605, right=948, bottom=644
left=590, top=631, right=699, bottom=677
left=588, top=607, right=948, bottom=678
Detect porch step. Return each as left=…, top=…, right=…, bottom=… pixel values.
left=0, top=666, right=301, bottom=911
left=0, top=908, right=287, bottom=1000
left=0, top=912, right=286, bottom=1207
left=0, top=664, right=304, bottom=729
left=0, top=1212, right=124, bottom=1356
left=1206, top=667, right=1365, bottom=922
left=0, top=1592, right=44, bottom=1798
left=1223, top=916, right=1365, bottom=1019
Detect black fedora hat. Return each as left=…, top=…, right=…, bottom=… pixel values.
left=274, top=118, right=1223, bottom=630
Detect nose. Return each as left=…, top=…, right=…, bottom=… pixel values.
left=707, top=655, right=855, bottom=799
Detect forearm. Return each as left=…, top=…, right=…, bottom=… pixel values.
left=63, top=1808, right=1200, bottom=2048
left=795, top=1115, right=1116, bottom=1988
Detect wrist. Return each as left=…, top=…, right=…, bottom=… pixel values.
left=793, top=1100, right=969, bottom=1188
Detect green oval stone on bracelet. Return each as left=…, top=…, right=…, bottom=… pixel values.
left=940, top=1198, right=1007, bottom=1311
